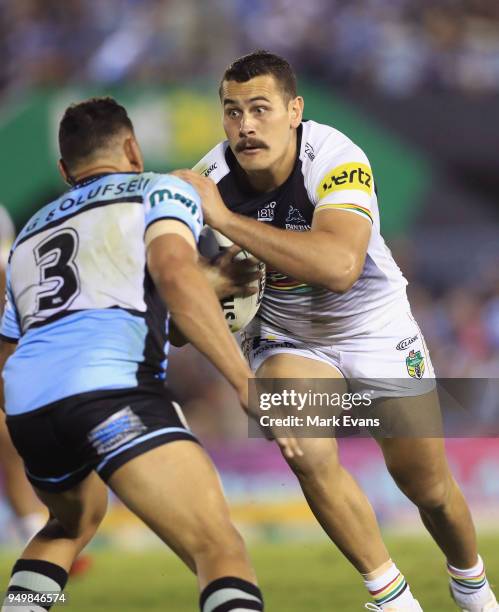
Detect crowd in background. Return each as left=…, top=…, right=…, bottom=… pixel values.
left=407, top=268, right=499, bottom=378
left=0, top=0, right=497, bottom=434
left=1, top=0, right=499, bottom=96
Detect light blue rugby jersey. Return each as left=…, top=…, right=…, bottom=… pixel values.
left=0, top=172, right=203, bottom=416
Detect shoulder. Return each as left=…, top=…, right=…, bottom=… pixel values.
left=300, top=120, right=369, bottom=171
left=300, top=120, right=373, bottom=203
left=192, top=141, right=231, bottom=184
left=142, top=171, right=200, bottom=204
left=141, top=172, right=203, bottom=234
left=12, top=197, right=60, bottom=251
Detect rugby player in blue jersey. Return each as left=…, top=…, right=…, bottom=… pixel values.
left=0, top=97, right=267, bottom=612
left=0, top=207, right=52, bottom=544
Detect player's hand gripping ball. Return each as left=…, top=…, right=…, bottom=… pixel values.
left=199, top=226, right=265, bottom=332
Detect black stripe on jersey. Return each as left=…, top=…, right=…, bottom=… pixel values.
left=15, top=197, right=144, bottom=248
left=73, top=171, right=140, bottom=188
left=136, top=267, right=168, bottom=387
left=145, top=216, right=194, bottom=234
left=0, top=334, right=18, bottom=343
left=25, top=306, right=146, bottom=332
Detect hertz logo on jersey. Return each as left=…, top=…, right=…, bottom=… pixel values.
left=317, top=162, right=373, bottom=199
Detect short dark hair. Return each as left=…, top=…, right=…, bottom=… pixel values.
left=220, top=50, right=297, bottom=101
left=59, top=97, right=134, bottom=170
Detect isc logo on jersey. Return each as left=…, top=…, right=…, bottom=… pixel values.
left=317, top=162, right=373, bottom=199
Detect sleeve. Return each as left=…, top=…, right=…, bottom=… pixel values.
left=192, top=142, right=230, bottom=184
left=144, top=174, right=204, bottom=243
left=309, top=139, right=375, bottom=224
left=1, top=267, right=21, bottom=342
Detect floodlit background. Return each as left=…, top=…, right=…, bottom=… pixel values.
left=0, top=1, right=498, bottom=610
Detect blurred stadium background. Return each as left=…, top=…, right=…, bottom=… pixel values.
left=0, top=1, right=498, bottom=610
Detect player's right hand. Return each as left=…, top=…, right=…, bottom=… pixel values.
left=275, top=436, right=304, bottom=459
left=171, top=169, right=230, bottom=231
left=201, top=245, right=262, bottom=300
left=239, top=381, right=304, bottom=458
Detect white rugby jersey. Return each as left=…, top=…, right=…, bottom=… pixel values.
left=195, top=120, right=409, bottom=343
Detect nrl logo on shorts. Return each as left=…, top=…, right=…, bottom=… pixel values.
left=396, top=335, right=418, bottom=351
left=406, top=350, right=425, bottom=379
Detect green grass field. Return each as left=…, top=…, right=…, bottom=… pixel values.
left=1, top=534, right=498, bottom=611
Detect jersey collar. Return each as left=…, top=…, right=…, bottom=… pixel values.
left=72, top=171, right=139, bottom=189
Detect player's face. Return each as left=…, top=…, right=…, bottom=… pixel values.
left=221, top=75, right=303, bottom=176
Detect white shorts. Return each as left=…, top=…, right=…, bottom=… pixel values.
left=241, top=311, right=436, bottom=399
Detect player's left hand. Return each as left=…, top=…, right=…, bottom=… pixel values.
left=172, top=169, right=230, bottom=230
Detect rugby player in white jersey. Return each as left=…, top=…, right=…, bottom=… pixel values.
left=0, top=98, right=267, bottom=612
left=175, top=51, right=498, bottom=612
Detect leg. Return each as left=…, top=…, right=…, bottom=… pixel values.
left=22, top=472, right=108, bottom=570
left=0, top=413, right=46, bottom=537
left=376, top=392, right=477, bottom=569
left=257, top=354, right=390, bottom=574
left=3, top=472, right=107, bottom=611
left=377, top=394, right=499, bottom=610
left=108, top=440, right=260, bottom=594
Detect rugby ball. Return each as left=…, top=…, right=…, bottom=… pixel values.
left=199, top=226, right=265, bottom=332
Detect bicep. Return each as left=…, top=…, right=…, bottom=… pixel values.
left=145, top=219, right=197, bottom=251
left=311, top=207, right=371, bottom=261
left=145, top=220, right=197, bottom=283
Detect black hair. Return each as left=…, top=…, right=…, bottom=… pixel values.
left=220, top=50, right=297, bottom=101
left=58, top=96, right=134, bottom=171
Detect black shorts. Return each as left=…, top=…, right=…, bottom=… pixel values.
left=6, top=386, right=199, bottom=493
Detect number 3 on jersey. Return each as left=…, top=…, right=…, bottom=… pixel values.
left=34, top=228, right=81, bottom=314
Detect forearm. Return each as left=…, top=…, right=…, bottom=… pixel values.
left=159, top=263, right=250, bottom=390
left=216, top=212, right=355, bottom=291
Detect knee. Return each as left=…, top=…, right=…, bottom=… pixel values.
left=285, top=443, right=339, bottom=483
left=86, top=493, right=108, bottom=532
left=53, top=494, right=107, bottom=542
left=192, top=521, right=247, bottom=560
left=391, top=469, right=452, bottom=512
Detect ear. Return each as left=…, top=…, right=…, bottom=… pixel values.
left=124, top=136, right=144, bottom=172
left=289, top=96, right=304, bottom=129
left=58, top=159, right=74, bottom=186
